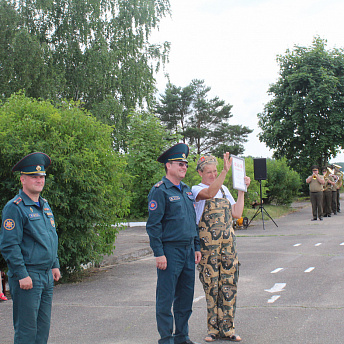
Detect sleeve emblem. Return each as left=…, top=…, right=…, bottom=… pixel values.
left=149, top=200, right=158, bottom=211
left=4, top=219, right=15, bottom=230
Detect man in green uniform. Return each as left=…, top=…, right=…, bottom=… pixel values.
left=0, top=152, right=60, bottom=344
left=322, top=167, right=334, bottom=218
left=333, top=164, right=343, bottom=213
left=306, top=165, right=325, bottom=221
left=146, top=143, right=201, bottom=344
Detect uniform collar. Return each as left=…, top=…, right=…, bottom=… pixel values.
left=19, top=189, right=43, bottom=206
left=162, top=176, right=186, bottom=189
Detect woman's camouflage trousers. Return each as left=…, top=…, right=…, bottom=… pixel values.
left=198, top=197, right=239, bottom=338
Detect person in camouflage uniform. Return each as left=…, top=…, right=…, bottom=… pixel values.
left=192, top=153, right=250, bottom=343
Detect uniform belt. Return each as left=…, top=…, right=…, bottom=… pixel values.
left=163, top=239, right=193, bottom=247
left=26, top=267, right=52, bottom=274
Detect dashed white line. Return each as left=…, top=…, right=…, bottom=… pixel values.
left=265, top=283, right=286, bottom=293
left=315, top=243, right=322, bottom=246
left=268, top=295, right=281, bottom=303
left=340, top=242, right=344, bottom=246
left=304, top=267, right=315, bottom=273
left=193, top=295, right=205, bottom=303
left=271, top=268, right=284, bottom=274
left=294, top=243, right=302, bottom=247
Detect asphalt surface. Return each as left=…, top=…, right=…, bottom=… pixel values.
left=1, top=198, right=344, bottom=344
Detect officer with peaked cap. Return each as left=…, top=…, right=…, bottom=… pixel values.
left=0, top=152, right=60, bottom=344
left=146, top=143, right=201, bottom=344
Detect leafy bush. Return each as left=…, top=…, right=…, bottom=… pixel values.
left=0, top=94, right=130, bottom=276
left=266, top=158, right=301, bottom=205
left=126, top=112, right=169, bottom=218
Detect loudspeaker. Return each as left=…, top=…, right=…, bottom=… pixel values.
left=254, top=158, right=267, bottom=180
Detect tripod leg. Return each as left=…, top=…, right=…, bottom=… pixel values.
left=261, top=206, right=278, bottom=227
left=261, top=206, right=265, bottom=230
left=248, top=207, right=261, bottom=226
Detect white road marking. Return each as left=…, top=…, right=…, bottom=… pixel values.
left=271, top=268, right=284, bottom=274
left=340, top=242, right=344, bottom=246
left=193, top=295, right=205, bottom=303
left=304, top=267, right=315, bottom=273
left=294, top=243, right=302, bottom=247
left=315, top=243, right=322, bottom=246
left=265, top=283, right=286, bottom=293
left=268, top=295, right=281, bottom=303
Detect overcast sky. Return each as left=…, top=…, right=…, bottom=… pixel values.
left=152, top=0, right=344, bottom=163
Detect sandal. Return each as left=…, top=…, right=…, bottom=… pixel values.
left=0, top=292, right=8, bottom=301
left=224, top=334, right=242, bottom=342
left=205, top=334, right=217, bottom=342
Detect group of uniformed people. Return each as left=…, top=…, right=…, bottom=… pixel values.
left=10, top=146, right=342, bottom=344
left=306, top=164, right=343, bottom=221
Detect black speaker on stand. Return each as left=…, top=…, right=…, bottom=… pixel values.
left=248, top=158, right=278, bottom=230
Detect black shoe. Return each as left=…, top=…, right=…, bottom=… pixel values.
left=319, top=217, right=323, bottom=221
left=311, top=218, right=317, bottom=221
left=180, top=340, right=201, bottom=344
left=328, top=214, right=331, bottom=217
left=323, top=214, right=327, bottom=217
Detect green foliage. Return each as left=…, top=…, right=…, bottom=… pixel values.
left=0, top=94, right=130, bottom=276
left=156, top=80, right=253, bottom=156
left=258, top=37, right=344, bottom=181
left=0, top=0, right=171, bottom=150
left=265, top=158, right=302, bottom=205
left=126, top=112, right=175, bottom=218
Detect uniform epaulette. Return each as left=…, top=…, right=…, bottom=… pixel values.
left=42, top=198, right=47, bottom=202
left=13, top=197, right=22, bottom=205
left=154, top=180, right=164, bottom=188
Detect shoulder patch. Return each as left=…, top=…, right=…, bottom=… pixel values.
left=149, top=200, right=158, bottom=211
left=13, top=197, right=22, bottom=205
left=154, top=180, right=163, bottom=188
left=4, top=219, right=15, bottom=230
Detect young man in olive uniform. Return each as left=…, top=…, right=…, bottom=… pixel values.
left=322, top=167, right=334, bottom=218
left=146, top=143, right=201, bottom=344
left=0, top=152, right=60, bottom=344
left=333, top=165, right=343, bottom=213
left=306, top=165, right=325, bottom=221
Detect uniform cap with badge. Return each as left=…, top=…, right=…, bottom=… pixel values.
left=157, top=143, right=189, bottom=164
left=12, top=152, right=51, bottom=176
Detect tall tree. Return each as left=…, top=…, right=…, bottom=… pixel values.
left=258, top=37, right=344, bottom=176
left=157, top=79, right=253, bottom=156
left=126, top=111, right=180, bottom=217
left=0, top=0, right=170, bottom=150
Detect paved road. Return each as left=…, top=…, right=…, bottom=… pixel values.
left=1, top=199, right=343, bottom=343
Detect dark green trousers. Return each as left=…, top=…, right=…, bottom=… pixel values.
left=8, top=270, right=54, bottom=344
left=323, top=191, right=332, bottom=216
left=310, top=191, right=323, bottom=219
left=332, top=190, right=337, bottom=214
left=156, top=243, right=195, bottom=344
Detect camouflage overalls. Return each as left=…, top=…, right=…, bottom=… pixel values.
left=198, top=188, right=238, bottom=338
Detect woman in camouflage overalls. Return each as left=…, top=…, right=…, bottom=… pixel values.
left=192, top=153, right=250, bottom=343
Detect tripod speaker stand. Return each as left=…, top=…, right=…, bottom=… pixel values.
left=248, top=158, right=278, bottom=230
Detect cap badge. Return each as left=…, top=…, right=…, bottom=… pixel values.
left=182, top=153, right=186, bottom=158
left=36, top=165, right=42, bottom=171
